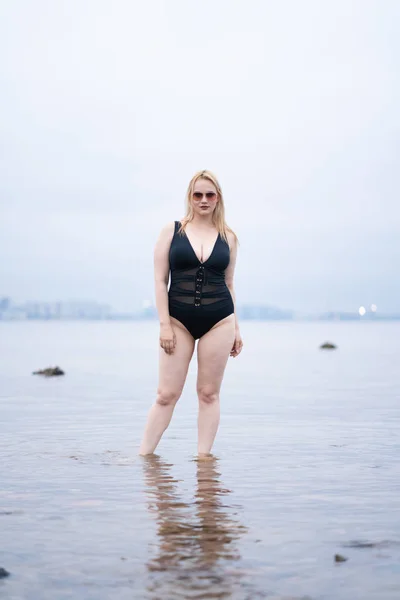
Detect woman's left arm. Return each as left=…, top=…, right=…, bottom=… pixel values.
left=225, top=233, right=243, bottom=357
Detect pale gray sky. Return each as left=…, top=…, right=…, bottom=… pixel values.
left=1, top=0, right=399, bottom=313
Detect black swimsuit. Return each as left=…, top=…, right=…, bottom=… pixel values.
left=168, top=221, right=234, bottom=339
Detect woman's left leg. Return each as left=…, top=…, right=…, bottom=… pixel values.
left=196, top=313, right=236, bottom=455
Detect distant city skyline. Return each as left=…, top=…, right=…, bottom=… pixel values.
left=1, top=295, right=398, bottom=322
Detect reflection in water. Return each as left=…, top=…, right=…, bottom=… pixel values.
left=142, top=455, right=249, bottom=599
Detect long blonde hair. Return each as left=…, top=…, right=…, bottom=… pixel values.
left=177, top=169, right=239, bottom=245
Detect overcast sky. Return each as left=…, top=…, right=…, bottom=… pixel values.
left=1, top=0, right=399, bottom=313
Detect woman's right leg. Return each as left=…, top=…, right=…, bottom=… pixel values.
left=139, top=318, right=195, bottom=455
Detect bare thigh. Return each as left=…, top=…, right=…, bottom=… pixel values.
left=158, top=317, right=195, bottom=396
left=196, top=314, right=236, bottom=392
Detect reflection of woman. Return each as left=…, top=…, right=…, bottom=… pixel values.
left=139, top=170, right=243, bottom=457
left=143, top=456, right=195, bottom=572
left=142, top=456, right=247, bottom=598
left=194, top=457, right=244, bottom=566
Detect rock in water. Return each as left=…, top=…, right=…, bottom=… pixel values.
left=320, top=342, right=337, bottom=350
left=0, top=567, right=10, bottom=578
left=334, top=554, right=348, bottom=563
left=32, top=366, right=65, bottom=377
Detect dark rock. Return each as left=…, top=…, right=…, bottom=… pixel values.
left=32, top=366, right=65, bottom=377
left=320, top=342, right=337, bottom=350
left=334, top=553, right=348, bottom=562
left=0, top=567, right=10, bottom=578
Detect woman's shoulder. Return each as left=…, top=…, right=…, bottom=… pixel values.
left=224, top=228, right=238, bottom=250
left=160, top=220, right=177, bottom=234
left=154, top=221, right=175, bottom=245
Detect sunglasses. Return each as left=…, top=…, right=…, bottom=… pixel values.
left=192, top=192, right=217, bottom=200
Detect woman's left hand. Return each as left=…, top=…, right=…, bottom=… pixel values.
left=230, top=329, right=243, bottom=357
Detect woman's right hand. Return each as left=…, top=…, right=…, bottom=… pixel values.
left=159, top=323, right=176, bottom=354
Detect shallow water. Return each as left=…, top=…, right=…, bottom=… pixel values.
left=1, top=320, right=400, bottom=599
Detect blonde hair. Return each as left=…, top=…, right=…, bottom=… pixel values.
left=177, top=169, right=239, bottom=245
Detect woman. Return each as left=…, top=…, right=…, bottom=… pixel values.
left=139, top=169, right=243, bottom=456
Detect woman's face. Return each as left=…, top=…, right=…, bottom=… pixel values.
left=191, top=178, right=219, bottom=216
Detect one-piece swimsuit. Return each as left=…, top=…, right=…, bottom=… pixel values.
left=168, top=220, right=234, bottom=339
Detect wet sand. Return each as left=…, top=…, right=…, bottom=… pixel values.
left=1, top=321, right=400, bottom=599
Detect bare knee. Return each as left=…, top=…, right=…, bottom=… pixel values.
left=198, top=386, right=219, bottom=406
left=156, top=388, right=181, bottom=407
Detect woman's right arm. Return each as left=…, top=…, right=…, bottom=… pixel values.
left=154, top=221, right=176, bottom=354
